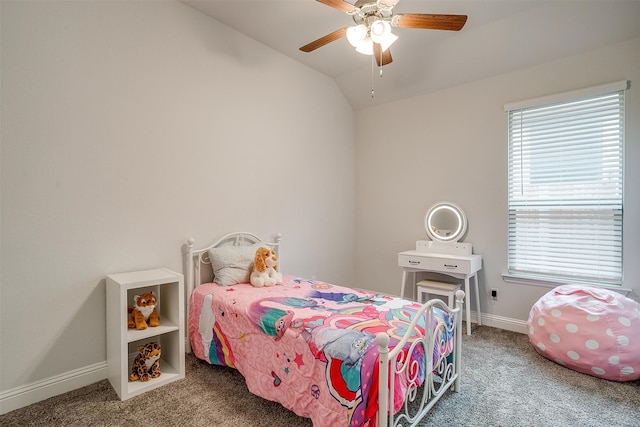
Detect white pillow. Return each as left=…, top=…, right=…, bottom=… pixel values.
left=208, top=243, right=263, bottom=286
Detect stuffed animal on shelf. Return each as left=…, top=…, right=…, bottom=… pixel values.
left=128, top=291, right=160, bottom=330
left=129, top=341, right=161, bottom=382
left=250, top=246, right=283, bottom=287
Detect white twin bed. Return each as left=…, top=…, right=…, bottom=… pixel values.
left=184, top=232, right=464, bottom=427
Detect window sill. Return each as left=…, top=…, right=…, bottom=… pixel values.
left=501, top=273, right=632, bottom=297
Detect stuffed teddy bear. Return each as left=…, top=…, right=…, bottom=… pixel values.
left=250, top=246, right=283, bottom=287
left=128, top=291, right=160, bottom=330
left=129, top=341, right=161, bottom=382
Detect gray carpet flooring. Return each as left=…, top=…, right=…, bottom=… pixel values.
left=2, top=324, right=639, bottom=426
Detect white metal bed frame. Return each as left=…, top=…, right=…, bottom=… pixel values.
left=184, top=232, right=464, bottom=427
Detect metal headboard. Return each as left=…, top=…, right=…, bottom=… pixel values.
left=184, top=232, right=281, bottom=352
left=186, top=231, right=281, bottom=289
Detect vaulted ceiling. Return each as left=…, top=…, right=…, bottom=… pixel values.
left=184, top=0, right=640, bottom=110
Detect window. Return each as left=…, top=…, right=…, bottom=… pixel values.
left=505, top=81, right=628, bottom=286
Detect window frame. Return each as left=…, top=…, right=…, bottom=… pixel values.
left=504, top=81, right=629, bottom=288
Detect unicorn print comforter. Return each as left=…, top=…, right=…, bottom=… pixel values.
left=188, top=275, right=454, bottom=427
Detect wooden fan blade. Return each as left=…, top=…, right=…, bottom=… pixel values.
left=373, top=43, right=393, bottom=66
left=316, top=0, right=356, bottom=13
left=396, top=14, right=467, bottom=31
left=300, top=28, right=348, bottom=52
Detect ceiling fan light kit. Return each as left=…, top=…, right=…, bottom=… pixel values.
left=355, top=38, right=374, bottom=55
left=346, top=24, right=368, bottom=47
left=346, top=22, right=396, bottom=56
left=369, top=20, right=397, bottom=52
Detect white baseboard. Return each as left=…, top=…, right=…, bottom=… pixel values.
left=479, top=312, right=528, bottom=334
left=467, top=310, right=529, bottom=334
left=0, top=361, right=107, bottom=415
left=0, top=313, right=527, bottom=415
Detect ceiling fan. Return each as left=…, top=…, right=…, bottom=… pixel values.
left=300, top=0, right=467, bottom=67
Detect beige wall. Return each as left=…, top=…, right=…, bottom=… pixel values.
left=0, top=0, right=355, bottom=398
left=355, top=37, right=640, bottom=327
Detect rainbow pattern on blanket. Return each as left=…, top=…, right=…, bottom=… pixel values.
left=209, top=322, right=235, bottom=367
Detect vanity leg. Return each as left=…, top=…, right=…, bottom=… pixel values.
left=401, top=269, right=408, bottom=298
left=412, top=272, right=417, bottom=300
left=473, top=274, right=482, bottom=326
left=464, top=277, right=472, bottom=335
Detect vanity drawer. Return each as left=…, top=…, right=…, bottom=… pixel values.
left=398, top=253, right=472, bottom=274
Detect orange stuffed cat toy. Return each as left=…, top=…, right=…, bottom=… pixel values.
left=128, top=291, right=160, bottom=330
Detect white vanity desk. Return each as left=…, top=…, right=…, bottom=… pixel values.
left=398, top=250, right=482, bottom=336
left=400, top=201, right=482, bottom=336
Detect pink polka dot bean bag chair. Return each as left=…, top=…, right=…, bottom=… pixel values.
left=527, top=284, right=640, bottom=382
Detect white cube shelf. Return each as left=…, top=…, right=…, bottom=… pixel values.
left=106, top=268, right=185, bottom=400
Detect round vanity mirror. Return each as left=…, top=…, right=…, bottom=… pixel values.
left=424, top=202, right=468, bottom=242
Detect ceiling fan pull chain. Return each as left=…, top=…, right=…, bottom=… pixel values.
left=371, top=54, right=375, bottom=98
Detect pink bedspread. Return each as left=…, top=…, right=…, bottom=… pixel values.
left=188, top=275, right=453, bottom=427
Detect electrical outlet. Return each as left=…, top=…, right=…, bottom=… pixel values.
left=491, top=288, right=498, bottom=300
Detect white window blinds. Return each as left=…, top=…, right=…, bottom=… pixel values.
left=505, top=81, right=628, bottom=286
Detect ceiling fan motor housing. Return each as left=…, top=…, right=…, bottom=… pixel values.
left=351, top=1, right=394, bottom=26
